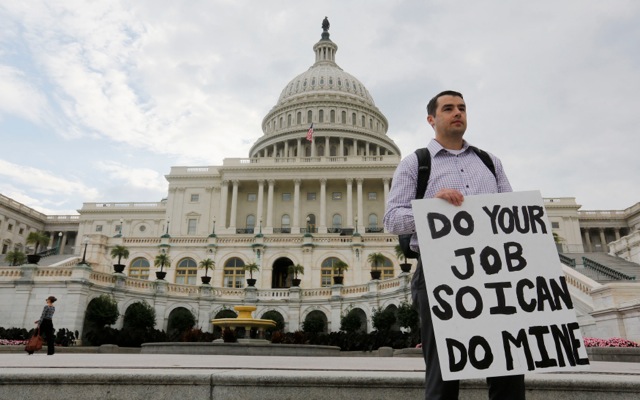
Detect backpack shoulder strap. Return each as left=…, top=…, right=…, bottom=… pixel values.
left=414, top=147, right=431, bottom=199
left=469, top=146, right=496, bottom=177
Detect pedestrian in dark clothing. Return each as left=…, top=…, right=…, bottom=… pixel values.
left=36, top=295, right=57, bottom=355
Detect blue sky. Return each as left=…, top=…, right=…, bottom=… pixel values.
left=1, top=0, right=639, bottom=215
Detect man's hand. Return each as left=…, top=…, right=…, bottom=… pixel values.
left=435, top=188, right=464, bottom=206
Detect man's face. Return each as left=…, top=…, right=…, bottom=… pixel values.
left=427, top=95, right=467, bottom=139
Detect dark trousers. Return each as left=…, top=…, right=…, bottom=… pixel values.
left=40, top=319, right=55, bottom=355
left=411, top=261, right=525, bottom=400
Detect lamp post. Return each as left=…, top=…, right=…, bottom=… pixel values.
left=119, top=218, right=123, bottom=236
left=210, top=216, right=216, bottom=237
left=259, top=218, right=263, bottom=235
left=56, top=232, right=62, bottom=255
left=354, top=215, right=359, bottom=234
left=81, top=237, right=89, bottom=264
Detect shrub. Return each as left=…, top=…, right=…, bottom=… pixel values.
left=261, top=310, right=285, bottom=332
left=167, top=308, right=196, bottom=339
left=85, top=295, right=120, bottom=328
left=302, top=315, right=325, bottom=334
left=372, top=308, right=396, bottom=332
left=123, top=301, right=156, bottom=330
left=340, top=310, right=362, bottom=333
left=584, top=337, right=639, bottom=348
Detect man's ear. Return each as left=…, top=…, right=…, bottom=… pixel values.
left=427, top=115, right=435, bottom=129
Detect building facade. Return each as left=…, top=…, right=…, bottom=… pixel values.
left=1, top=21, right=640, bottom=341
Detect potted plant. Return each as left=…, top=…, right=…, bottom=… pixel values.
left=395, top=244, right=413, bottom=273
left=332, top=260, right=349, bottom=285
left=154, top=253, right=171, bottom=280
left=288, top=264, right=304, bottom=287
left=5, top=250, right=26, bottom=266
left=243, top=262, right=260, bottom=287
left=26, top=231, right=50, bottom=264
left=110, top=245, right=129, bottom=273
left=367, top=252, right=385, bottom=280
left=199, top=258, right=215, bottom=284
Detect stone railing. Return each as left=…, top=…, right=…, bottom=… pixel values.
left=559, top=253, right=576, bottom=268
left=0, top=268, right=21, bottom=278
left=341, top=283, right=370, bottom=297
left=583, top=257, right=636, bottom=281
left=300, top=288, right=332, bottom=298
left=82, top=202, right=166, bottom=210
left=562, top=265, right=601, bottom=295
left=257, top=289, right=290, bottom=299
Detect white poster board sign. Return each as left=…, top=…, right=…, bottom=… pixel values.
left=412, top=191, right=590, bottom=380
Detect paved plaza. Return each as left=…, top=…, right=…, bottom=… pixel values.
left=1, top=352, right=639, bottom=400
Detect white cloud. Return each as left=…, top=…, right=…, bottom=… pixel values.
left=94, top=161, right=167, bottom=193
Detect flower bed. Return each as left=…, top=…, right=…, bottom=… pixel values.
left=583, top=337, right=639, bottom=348
left=0, top=339, right=27, bottom=346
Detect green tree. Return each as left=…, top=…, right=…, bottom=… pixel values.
left=167, top=308, right=196, bottom=338
left=123, top=301, right=156, bottom=330
left=394, top=244, right=408, bottom=264
left=154, top=253, right=171, bottom=272
left=5, top=250, right=26, bottom=266
left=199, top=258, right=215, bottom=277
left=26, top=231, right=50, bottom=254
left=372, top=307, right=397, bottom=332
left=367, top=252, right=386, bottom=271
left=110, top=245, right=129, bottom=265
left=261, top=310, right=285, bottom=331
left=302, top=315, right=325, bottom=334
left=85, top=295, right=120, bottom=327
left=287, top=264, right=304, bottom=279
left=340, top=310, right=362, bottom=333
left=333, top=260, right=349, bottom=276
left=243, top=262, right=260, bottom=279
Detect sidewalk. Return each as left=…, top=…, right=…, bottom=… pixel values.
left=1, top=353, right=639, bottom=400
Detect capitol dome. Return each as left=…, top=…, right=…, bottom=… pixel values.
left=250, top=18, right=399, bottom=159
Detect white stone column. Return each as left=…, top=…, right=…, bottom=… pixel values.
left=615, top=228, right=621, bottom=241
left=219, top=180, right=229, bottom=230
left=354, top=139, right=358, bottom=156
left=346, top=178, right=353, bottom=228
left=356, top=178, right=364, bottom=232
left=319, top=178, right=327, bottom=233
left=339, top=137, right=344, bottom=157
left=366, top=142, right=370, bottom=156
left=257, top=179, right=265, bottom=225
left=266, top=179, right=275, bottom=232
left=383, top=178, right=390, bottom=206
left=583, top=229, right=592, bottom=252
left=284, top=141, right=289, bottom=158
left=599, top=228, right=607, bottom=252
left=311, top=138, right=316, bottom=157
left=229, top=180, right=239, bottom=231
left=297, top=138, right=302, bottom=158
left=325, top=136, right=329, bottom=157
left=293, top=179, right=301, bottom=233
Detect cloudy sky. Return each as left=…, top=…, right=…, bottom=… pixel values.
left=1, top=1, right=639, bottom=215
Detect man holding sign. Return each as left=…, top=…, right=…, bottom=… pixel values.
left=384, top=90, right=524, bottom=399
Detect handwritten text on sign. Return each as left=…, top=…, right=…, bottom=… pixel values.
left=412, top=191, right=589, bottom=380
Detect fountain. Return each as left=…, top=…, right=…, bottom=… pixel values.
left=140, top=305, right=340, bottom=356
left=212, top=305, right=276, bottom=342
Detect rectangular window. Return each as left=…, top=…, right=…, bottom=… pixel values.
left=551, top=222, right=560, bottom=229
left=7, top=224, right=13, bottom=231
left=190, top=194, right=199, bottom=202
left=115, top=224, right=122, bottom=233
left=18, top=228, right=24, bottom=235
left=188, top=219, right=197, bottom=235
left=307, top=192, right=316, bottom=201
left=368, top=192, right=377, bottom=200
left=247, top=193, right=257, bottom=202
left=282, top=193, right=291, bottom=201
left=95, top=225, right=103, bottom=232
left=332, top=192, right=342, bottom=200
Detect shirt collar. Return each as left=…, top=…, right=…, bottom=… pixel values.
left=428, top=138, right=471, bottom=156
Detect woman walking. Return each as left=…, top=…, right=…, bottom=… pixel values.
left=36, top=296, right=57, bottom=355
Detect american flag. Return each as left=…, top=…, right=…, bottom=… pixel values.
left=306, top=123, right=314, bottom=142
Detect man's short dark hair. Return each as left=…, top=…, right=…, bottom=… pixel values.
left=427, top=90, right=464, bottom=116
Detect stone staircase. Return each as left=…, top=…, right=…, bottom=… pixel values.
left=561, top=252, right=639, bottom=283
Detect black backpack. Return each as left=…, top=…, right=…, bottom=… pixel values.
left=398, top=146, right=497, bottom=259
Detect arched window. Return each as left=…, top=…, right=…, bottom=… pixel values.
left=297, top=112, right=302, bottom=124
left=361, top=115, right=365, bottom=127
left=352, top=112, right=356, bottom=126
left=175, top=257, right=197, bottom=285
left=287, top=114, right=292, bottom=127
left=129, top=257, right=150, bottom=280
left=330, top=110, right=335, bottom=123
left=305, top=214, right=316, bottom=233
left=307, top=110, right=312, bottom=123
left=369, top=118, right=373, bottom=129
left=329, top=145, right=337, bottom=156
left=318, top=145, right=325, bottom=156
left=332, top=214, right=342, bottom=229
left=305, top=145, right=311, bottom=157
left=321, top=257, right=343, bottom=287
left=281, top=214, right=291, bottom=233
left=223, top=257, right=245, bottom=288
left=319, top=110, right=324, bottom=122
left=341, top=111, right=346, bottom=124
left=246, top=214, right=256, bottom=233
left=379, top=255, right=395, bottom=280
left=279, top=116, right=283, bottom=128
left=368, top=213, right=379, bottom=231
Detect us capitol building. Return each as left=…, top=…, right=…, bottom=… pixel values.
left=2, top=20, right=640, bottom=341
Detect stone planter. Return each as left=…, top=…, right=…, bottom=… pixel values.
left=333, top=276, right=344, bottom=285
left=400, top=263, right=412, bottom=273
left=155, top=271, right=167, bottom=280
left=113, top=264, right=125, bottom=273
left=201, top=276, right=212, bottom=284
left=291, top=278, right=301, bottom=287
left=370, top=270, right=382, bottom=280
left=27, top=254, right=41, bottom=264
left=246, top=278, right=257, bottom=287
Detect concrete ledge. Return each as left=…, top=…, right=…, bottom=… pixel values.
left=587, top=347, right=640, bottom=363
left=141, top=341, right=341, bottom=356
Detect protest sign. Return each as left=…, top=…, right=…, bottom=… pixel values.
left=412, top=191, right=590, bottom=380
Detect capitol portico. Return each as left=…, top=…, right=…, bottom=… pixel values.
left=1, top=19, right=640, bottom=342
